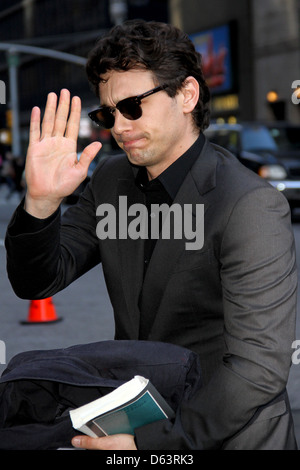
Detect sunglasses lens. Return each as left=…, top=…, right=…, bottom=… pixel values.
left=89, top=108, right=115, bottom=129
left=89, top=97, right=143, bottom=128
left=117, top=98, right=142, bottom=121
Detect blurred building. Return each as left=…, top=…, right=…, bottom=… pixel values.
left=252, top=0, right=300, bottom=124
left=171, top=0, right=300, bottom=124
left=0, top=0, right=168, bottom=154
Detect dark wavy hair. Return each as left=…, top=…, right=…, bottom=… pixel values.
left=86, top=19, right=210, bottom=131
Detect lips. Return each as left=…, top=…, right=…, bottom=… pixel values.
left=122, top=137, right=145, bottom=149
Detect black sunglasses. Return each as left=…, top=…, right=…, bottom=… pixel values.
left=88, top=84, right=168, bottom=129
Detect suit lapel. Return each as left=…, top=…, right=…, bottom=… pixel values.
left=115, top=139, right=218, bottom=339
left=138, top=173, right=206, bottom=339
left=138, top=140, right=217, bottom=339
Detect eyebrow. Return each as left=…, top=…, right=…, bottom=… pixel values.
left=99, top=93, right=135, bottom=110
left=99, top=95, right=126, bottom=108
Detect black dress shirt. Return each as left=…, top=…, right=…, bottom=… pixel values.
left=135, top=133, right=204, bottom=271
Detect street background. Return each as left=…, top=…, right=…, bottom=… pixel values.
left=0, top=190, right=116, bottom=364
left=1, top=187, right=300, bottom=447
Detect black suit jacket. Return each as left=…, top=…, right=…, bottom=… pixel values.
left=5, top=137, right=298, bottom=449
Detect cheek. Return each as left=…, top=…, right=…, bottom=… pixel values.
left=143, top=97, right=177, bottom=130
left=144, top=106, right=177, bottom=137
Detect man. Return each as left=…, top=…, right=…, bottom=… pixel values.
left=5, top=20, right=297, bottom=450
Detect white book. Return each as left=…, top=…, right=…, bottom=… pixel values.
left=69, top=375, right=174, bottom=438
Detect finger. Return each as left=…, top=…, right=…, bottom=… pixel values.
left=65, top=95, right=81, bottom=141
left=71, top=434, right=136, bottom=450
left=53, top=89, right=71, bottom=137
left=41, top=92, right=57, bottom=139
left=77, top=141, right=102, bottom=170
left=28, top=106, right=41, bottom=145
left=72, top=435, right=105, bottom=450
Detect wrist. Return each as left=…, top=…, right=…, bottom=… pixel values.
left=24, top=193, right=62, bottom=219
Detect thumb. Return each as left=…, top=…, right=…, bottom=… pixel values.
left=71, top=435, right=114, bottom=450
left=78, top=141, right=102, bottom=170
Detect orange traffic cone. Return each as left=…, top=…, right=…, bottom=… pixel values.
left=21, top=297, right=62, bottom=324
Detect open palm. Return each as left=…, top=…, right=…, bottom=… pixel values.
left=25, top=89, right=101, bottom=217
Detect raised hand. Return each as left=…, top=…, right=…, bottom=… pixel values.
left=24, top=89, right=102, bottom=218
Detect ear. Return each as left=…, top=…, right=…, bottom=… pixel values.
left=181, top=76, right=199, bottom=114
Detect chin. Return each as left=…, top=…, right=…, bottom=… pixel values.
left=126, top=151, right=147, bottom=167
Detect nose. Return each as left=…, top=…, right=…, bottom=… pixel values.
left=112, top=109, right=133, bottom=134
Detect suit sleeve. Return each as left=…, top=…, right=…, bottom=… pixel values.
left=135, top=186, right=297, bottom=449
left=5, top=181, right=101, bottom=300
